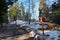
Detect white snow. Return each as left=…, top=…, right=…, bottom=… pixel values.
left=35, top=30, right=60, bottom=40
left=44, top=31, right=60, bottom=40
left=10, top=20, right=60, bottom=40
left=10, top=20, right=28, bottom=25
left=10, top=20, right=48, bottom=29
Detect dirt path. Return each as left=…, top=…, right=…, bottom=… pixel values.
left=0, top=31, right=35, bottom=40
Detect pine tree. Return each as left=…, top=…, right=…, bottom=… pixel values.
left=50, top=0, right=60, bottom=25
left=18, top=3, right=25, bottom=20
left=10, top=3, right=18, bottom=21
left=0, top=0, right=7, bottom=25
left=39, top=0, right=46, bottom=21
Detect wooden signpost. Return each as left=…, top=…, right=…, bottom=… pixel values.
left=40, top=14, right=46, bottom=40
left=39, top=14, right=55, bottom=40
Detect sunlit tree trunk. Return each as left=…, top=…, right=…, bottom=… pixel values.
left=31, top=0, right=35, bottom=21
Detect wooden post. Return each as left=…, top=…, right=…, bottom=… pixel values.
left=42, top=23, right=44, bottom=40
left=40, top=14, right=46, bottom=40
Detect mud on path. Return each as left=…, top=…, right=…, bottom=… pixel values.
left=0, top=31, right=34, bottom=40
left=0, top=25, right=35, bottom=40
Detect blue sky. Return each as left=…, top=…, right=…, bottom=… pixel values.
left=18, top=0, right=56, bottom=20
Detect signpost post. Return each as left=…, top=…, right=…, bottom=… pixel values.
left=40, top=14, right=55, bottom=40
left=40, top=14, right=46, bottom=40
